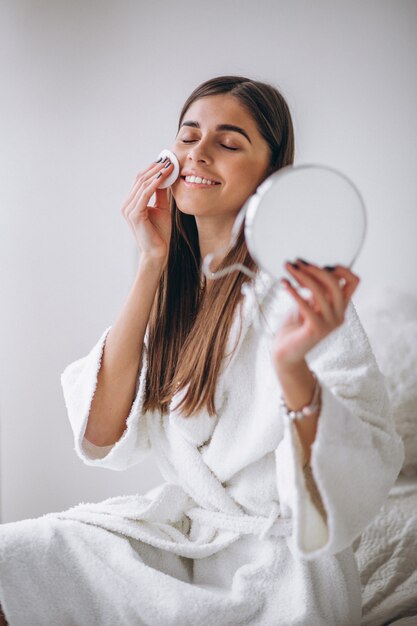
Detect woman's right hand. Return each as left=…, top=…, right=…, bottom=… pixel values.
left=121, top=158, right=174, bottom=267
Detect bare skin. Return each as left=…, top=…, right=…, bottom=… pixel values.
left=0, top=96, right=359, bottom=624
left=169, top=93, right=271, bottom=261
left=273, top=262, right=359, bottom=465
left=89, top=92, right=360, bottom=462
left=169, top=93, right=360, bottom=465
left=83, top=154, right=175, bottom=446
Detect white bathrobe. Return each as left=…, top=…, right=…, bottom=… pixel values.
left=0, top=270, right=404, bottom=626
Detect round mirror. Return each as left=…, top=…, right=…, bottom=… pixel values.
left=243, top=164, right=367, bottom=281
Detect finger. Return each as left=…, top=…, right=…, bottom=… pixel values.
left=130, top=161, right=172, bottom=202
left=154, top=162, right=174, bottom=210
left=133, top=156, right=171, bottom=183
left=122, top=159, right=171, bottom=214
left=125, top=168, right=172, bottom=218
left=145, top=162, right=174, bottom=211
left=296, top=260, right=345, bottom=318
left=154, top=188, right=170, bottom=210
left=285, top=262, right=336, bottom=324
left=128, top=157, right=172, bottom=198
left=281, top=277, right=323, bottom=328
left=324, top=265, right=360, bottom=306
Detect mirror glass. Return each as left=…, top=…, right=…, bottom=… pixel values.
left=243, top=164, right=367, bottom=281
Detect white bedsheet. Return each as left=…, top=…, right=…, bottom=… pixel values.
left=353, top=475, right=417, bottom=625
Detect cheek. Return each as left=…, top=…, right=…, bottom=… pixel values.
left=229, top=165, right=260, bottom=195
left=170, top=180, right=182, bottom=201
left=170, top=141, right=187, bottom=158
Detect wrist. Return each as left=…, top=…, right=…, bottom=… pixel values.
left=274, top=357, right=309, bottom=381
left=279, top=372, right=321, bottom=420
left=275, top=359, right=317, bottom=412
left=138, top=253, right=167, bottom=275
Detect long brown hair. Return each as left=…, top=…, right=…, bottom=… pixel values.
left=143, top=75, right=294, bottom=418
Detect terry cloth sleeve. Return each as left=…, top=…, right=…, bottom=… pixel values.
left=275, top=301, right=405, bottom=561
left=60, top=325, right=151, bottom=470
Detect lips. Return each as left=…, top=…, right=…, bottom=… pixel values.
left=181, top=177, right=221, bottom=188
left=180, top=173, right=221, bottom=184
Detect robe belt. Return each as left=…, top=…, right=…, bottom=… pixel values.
left=185, top=501, right=293, bottom=541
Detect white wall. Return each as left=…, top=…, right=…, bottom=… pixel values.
left=1, top=0, right=416, bottom=522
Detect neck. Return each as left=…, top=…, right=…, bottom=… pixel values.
left=195, top=213, right=237, bottom=269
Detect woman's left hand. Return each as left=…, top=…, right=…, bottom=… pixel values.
left=272, top=260, right=360, bottom=371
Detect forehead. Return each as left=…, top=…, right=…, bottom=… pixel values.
left=182, top=94, right=259, bottom=133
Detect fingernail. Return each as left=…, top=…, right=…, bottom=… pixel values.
left=155, top=157, right=163, bottom=163
left=162, top=156, right=168, bottom=163
left=298, top=258, right=310, bottom=266
left=156, top=172, right=162, bottom=179
left=289, top=262, right=300, bottom=269
left=164, top=160, right=172, bottom=168
left=324, top=265, right=336, bottom=272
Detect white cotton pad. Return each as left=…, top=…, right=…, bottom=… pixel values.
left=156, top=149, right=180, bottom=188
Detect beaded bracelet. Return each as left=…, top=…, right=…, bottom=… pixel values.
left=279, top=372, right=321, bottom=420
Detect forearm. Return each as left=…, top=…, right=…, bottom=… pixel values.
left=275, top=359, right=320, bottom=466
left=84, top=256, right=164, bottom=446
left=272, top=262, right=359, bottom=467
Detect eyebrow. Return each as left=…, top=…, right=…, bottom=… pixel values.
left=179, top=121, right=252, bottom=144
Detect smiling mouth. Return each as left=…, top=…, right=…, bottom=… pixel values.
left=181, top=176, right=221, bottom=188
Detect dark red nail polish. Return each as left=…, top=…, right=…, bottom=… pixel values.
left=298, top=258, right=310, bottom=266
left=324, top=265, right=336, bottom=272
left=290, top=262, right=300, bottom=269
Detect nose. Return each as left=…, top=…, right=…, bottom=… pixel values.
left=186, top=139, right=212, bottom=164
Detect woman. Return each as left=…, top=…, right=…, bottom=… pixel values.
left=0, top=75, right=404, bottom=625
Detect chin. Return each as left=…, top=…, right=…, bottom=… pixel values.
left=177, top=206, right=211, bottom=217
left=173, top=197, right=215, bottom=216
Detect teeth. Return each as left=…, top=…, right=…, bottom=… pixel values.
left=185, top=175, right=218, bottom=185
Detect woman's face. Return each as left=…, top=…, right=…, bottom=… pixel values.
left=170, top=94, right=271, bottom=219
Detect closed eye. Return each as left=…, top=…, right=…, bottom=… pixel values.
left=181, top=140, right=238, bottom=151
